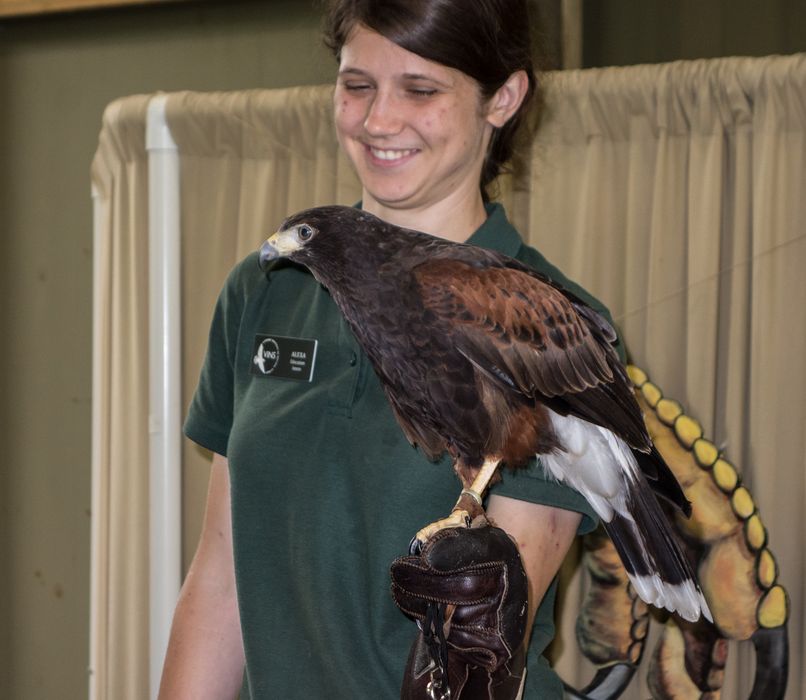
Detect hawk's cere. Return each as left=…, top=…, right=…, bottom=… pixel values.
left=259, top=205, right=712, bottom=623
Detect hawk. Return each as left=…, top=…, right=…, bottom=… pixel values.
left=259, top=205, right=711, bottom=623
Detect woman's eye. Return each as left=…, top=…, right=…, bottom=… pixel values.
left=343, top=82, right=372, bottom=93
left=298, top=225, right=313, bottom=241
left=408, top=88, right=438, bottom=98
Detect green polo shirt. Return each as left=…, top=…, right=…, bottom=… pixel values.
left=184, top=203, right=615, bottom=698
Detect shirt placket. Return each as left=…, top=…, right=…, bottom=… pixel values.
left=325, top=313, right=367, bottom=417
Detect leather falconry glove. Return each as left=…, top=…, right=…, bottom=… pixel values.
left=390, top=518, right=529, bottom=700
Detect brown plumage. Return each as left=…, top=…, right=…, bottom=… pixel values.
left=259, top=204, right=711, bottom=623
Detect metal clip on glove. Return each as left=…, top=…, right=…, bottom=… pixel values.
left=390, top=519, right=529, bottom=700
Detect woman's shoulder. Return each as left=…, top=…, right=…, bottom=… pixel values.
left=515, top=242, right=610, bottom=319
left=223, top=249, right=315, bottom=299
left=224, top=250, right=264, bottom=294
left=513, top=236, right=625, bottom=361
left=475, top=204, right=615, bottom=323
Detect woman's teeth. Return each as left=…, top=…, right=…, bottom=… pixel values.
left=371, top=147, right=416, bottom=161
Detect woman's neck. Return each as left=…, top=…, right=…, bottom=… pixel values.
left=361, top=187, right=488, bottom=243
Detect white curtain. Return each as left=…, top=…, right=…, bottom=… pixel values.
left=531, top=54, right=805, bottom=700
left=91, top=54, right=805, bottom=699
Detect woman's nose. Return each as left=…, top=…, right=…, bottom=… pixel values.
left=363, top=91, right=403, bottom=137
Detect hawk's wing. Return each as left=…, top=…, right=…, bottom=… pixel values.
left=412, top=258, right=650, bottom=453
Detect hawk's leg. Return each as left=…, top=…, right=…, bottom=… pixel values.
left=411, top=457, right=502, bottom=551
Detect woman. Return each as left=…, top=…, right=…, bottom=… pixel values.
left=159, top=1, right=616, bottom=697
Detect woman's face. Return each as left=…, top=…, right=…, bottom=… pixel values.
left=334, top=25, right=495, bottom=216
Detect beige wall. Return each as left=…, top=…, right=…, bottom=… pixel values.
left=0, top=2, right=333, bottom=698
left=0, top=1, right=803, bottom=698
left=583, top=0, right=806, bottom=66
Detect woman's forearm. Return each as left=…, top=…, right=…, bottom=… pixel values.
left=158, top=454, right=245, bottom=700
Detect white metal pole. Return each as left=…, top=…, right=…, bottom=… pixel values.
left=146, top=93, right=182, bottom=700
left=89, top=181, right=107, bottom=700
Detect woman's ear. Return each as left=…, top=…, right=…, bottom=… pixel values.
left=485, top=70, right=530, bottom=128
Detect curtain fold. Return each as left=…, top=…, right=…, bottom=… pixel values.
left=91, top=54, right=805, bottom=699
left=90, top=94, right=152, bottom=700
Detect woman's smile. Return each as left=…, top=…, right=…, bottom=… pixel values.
left=365, top=144, right=420, bottom=165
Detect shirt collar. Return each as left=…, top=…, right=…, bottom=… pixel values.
left=354, top=201, right=524, bottom=258
left=466, top=202, right=523, bottom=258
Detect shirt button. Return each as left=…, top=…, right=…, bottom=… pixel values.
left=349, top=352, right=358, bottom=366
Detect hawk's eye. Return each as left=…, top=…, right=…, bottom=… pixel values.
left=298, top=225, right=313, bottom=241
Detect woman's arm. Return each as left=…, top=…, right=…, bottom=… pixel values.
left=158, top=453, right=245, bottom=700
left=486, top=493, right=581, bottom=639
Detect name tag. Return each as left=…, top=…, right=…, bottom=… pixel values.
left=250, top=334, right=318, bottom=382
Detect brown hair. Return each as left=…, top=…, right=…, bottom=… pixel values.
left=323, top=0, right=543, bottom=200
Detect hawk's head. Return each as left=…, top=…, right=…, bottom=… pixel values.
left=259, top=208, right=330, bottom=269
left=259, top=205, right=399, bottom=274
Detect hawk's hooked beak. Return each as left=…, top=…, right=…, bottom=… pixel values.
left=259, top=235, right=280, bottom=270
left=259, top=229, right=301, bottom=270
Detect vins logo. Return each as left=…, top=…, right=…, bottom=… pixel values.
left=253, top=337, right=280, bottom=374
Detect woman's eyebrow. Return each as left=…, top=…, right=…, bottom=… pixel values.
left=401, top=72, right=452, bottom=87
left=338, top=67, right=370, bottom=78
left=338, top=66, right=452, bottom=88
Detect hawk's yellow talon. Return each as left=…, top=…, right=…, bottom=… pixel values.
left=414, top=509, right=471, bottom=547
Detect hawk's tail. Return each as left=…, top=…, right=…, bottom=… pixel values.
left=601, top=478, right=712, bottom=623
left=541, top=411, right=712, bottom=623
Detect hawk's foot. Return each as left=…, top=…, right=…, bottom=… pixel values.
left=409, top=509, right=473, bottom=555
